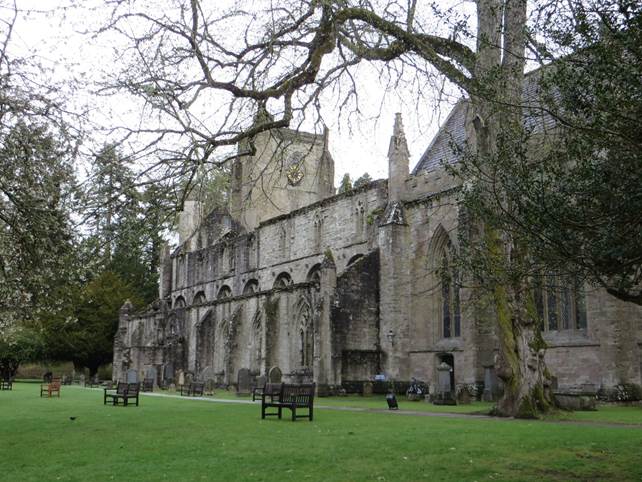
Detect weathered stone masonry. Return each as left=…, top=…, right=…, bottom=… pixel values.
left=114, top=108, right=642, bottom=397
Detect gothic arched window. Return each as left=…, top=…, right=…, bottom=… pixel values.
left=429, top=226, right=461, bottom=340
left=217, top=285, right=232, bottom=300
left=534, top=275, right=587, bottom=332
left=243, top=279, right=260, bottom=295
left=440, top=253, right=461, bottom=338
left=298, top=301, right=313, bottom=368
left=273, top=272, right=293, bottom=289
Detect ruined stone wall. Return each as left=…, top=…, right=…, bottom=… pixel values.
left=333, top=251, right=380, bottom=381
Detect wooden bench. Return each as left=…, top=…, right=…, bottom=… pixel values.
left=40, top=377, right=61, bottom=397
left=253, top=381, right=281, bottom=402
left=104, top=382, right=140, bottom=406
left=180, top=382, right=205, bottom=397
left=261, top=383, right=315, bottom=421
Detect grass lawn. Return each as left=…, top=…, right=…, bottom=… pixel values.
left=2, top=383, right=642, bottom=481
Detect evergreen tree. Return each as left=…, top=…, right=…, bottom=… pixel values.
left=338, top=173, right=352, bottom=194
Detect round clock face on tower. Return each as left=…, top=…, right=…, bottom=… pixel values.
left=286, top=151, right=305, bottom=186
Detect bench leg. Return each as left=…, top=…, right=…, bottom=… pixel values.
left=261, top=404, right=266, bottom=419
left=277, top=407, right=282, bottom=419
left=292, top=406, right=296, bottom=422
left=309, top=406, right=313, bottom=421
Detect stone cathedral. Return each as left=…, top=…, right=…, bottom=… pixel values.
left=113, top=101, right=642, bottom=398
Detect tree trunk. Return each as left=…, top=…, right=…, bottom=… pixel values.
left=491, top=245, right=553, bottom=417
left=471, top=0, right=554, bottom=418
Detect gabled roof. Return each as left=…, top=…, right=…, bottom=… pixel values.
left=412, top=100, right=469, bottom=175
left=413, top=67, right=556, bottom=175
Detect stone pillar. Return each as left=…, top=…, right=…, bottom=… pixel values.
left=113, top=300, right=134, bottom=382
left=377, top=202, right=411, bottom=380
left=434, top=361, right=457, bottom=405
left=158, top=242, right=172, bottom=299
left=315, top=251, right=338, bottom=393
left=387, top=113, right=410, bottom=202
left=178, top=200, right=202, bottom=245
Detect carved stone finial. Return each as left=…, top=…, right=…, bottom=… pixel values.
left=387, top=113, right=410, bottom=202
left=120, top=299, right=134, bottom=313
left=388, top=113, right=410, bottom=159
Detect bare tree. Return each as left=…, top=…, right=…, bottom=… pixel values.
left=100, top=0, right=567, bottom=416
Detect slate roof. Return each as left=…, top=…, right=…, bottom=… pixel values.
left=413, top=68, right=556, bottom=175
left=412, top=100, right=469, bottom=175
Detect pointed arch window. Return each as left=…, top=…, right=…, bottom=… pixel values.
left=429, top=226, right=461, bottom=340
left=298, top=302, right=313, bottom=368
left=440, top=254, right=461, bottom=338
left=534, top=275, right=587, bottom=332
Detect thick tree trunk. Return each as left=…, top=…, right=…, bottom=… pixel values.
left=491, top=256, right=552, bottom=417
left=471, top=0, right=554, bottom=418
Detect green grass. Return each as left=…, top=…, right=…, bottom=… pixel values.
left=2, top=383, right=642, bottom=481
left=197, top=389, right=494, bottom=414
left=550, top=403, right=642, bottom=425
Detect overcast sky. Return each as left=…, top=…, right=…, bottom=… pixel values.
left=8, top=1, right=465, bottom=185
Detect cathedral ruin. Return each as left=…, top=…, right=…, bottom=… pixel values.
left=113, top=100, right=642, bottom=398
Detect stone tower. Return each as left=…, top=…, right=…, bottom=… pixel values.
left=230, top=116, right=334, bottom=231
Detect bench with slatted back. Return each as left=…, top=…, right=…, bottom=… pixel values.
left=104, top=382, right=140, bottom=406
left=40, top=377, right=61, bottom=398
left=104, top=382, right=127, bottom=405
left=261, top=383, right=315, bottom=421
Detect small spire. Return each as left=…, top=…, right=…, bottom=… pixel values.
left=393, top=112, right=404, bottom=137
left=388, top=112, right=410, bottom=159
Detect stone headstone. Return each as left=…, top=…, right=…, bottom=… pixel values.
left=482, top=365, right=502, bottom=402
left=237, top=368, right=252, bottom=395
left=205, top=379, right=216, bottom=395
left=268, top=366, right=282, bottom=384
left=145, top=367, right=158, bottom=386
left=457, top=386, right=472, bottom=404
left=126, top=369, right=139, bottom=384
left=177, top=370, right=185, bottom=387
left=163, top=363, right=174, bottom=382
left=363, top=381, right=373, bottom=397
left=200, top=366, right=215, bottom=383
left=255, top=375, right=267, bottom=390
left=79, top=374, right=86, bottom=386
left=433, top=362, right=456, bottom=405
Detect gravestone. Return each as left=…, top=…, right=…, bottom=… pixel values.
left=79, top=374, right=86, bottom=387
left=237, top=368, right=252, bottom=396
left=177, top=370, right=185, bottom=387
left=457, top=386, right=472, bottom=404
left=200, top=366, right=215, bottom=382
left=126, top=369, right=139, bottom=384
left=163, top=363, right=174, bottom=383
left=185, top=372, right=194, bottom=385
left=267, top=366, right=282, bottom=384
left=254, top=374, right=267, bottom=392
left=482, top=364, right=502, bottom=401
left=433, top=362, right=456, bottom=405
left=145, top=367, right=158, bottom=387
left=205, top=379, right=216, bottom=395
left=363, top=381, right=373, bottom=397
